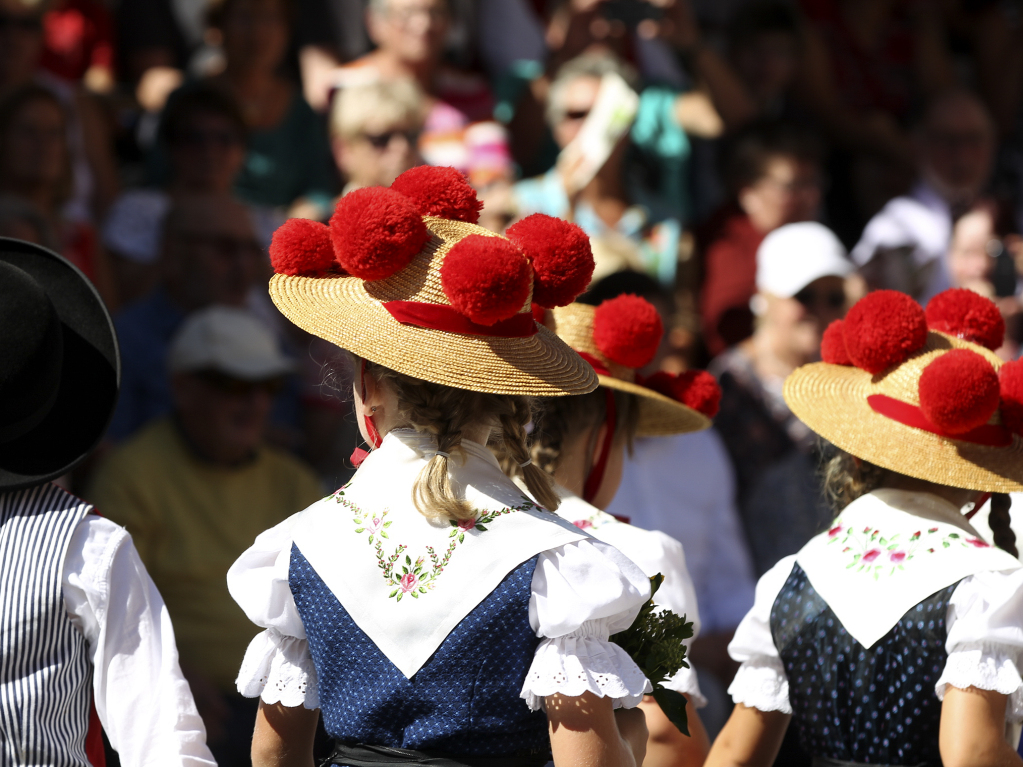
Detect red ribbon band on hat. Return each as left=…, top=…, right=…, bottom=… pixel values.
left=866, top=394, right=1013, bottom=448
left=383, top=301, right=538, bottom=338
left=577, top=351, right=612, bottom=377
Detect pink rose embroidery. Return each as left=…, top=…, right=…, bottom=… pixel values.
left=862, top=548, right=881, bottom=562
left=828, top=525, right=843, bottom=537
left=889, top=550, right=906, bottom=563
left=929, top=527, right=939, bottom=533
left=367, top=517, right=383, bottom=533
left=966, top=537, right=990, bottom=548
left=457, top=518, right=477, bottom=532
left=573, top=519, right=594, bottom=529
left=400, top=572, right=418, bottom=592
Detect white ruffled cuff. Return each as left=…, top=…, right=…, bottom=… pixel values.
left=936, top=643, right=1023, bottom=721
left=520, top=635, right=651, bottom=711
left=236, top=629, right=319, bottom=709
left=727, top=656, right=791, bottom=714
left=663, top=666, right=708, bottom=709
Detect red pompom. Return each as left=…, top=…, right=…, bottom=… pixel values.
left=843, top=290, right=928, bottom=374
left=329, top=187, right=429, bottom=280
left=390, top=166, right=482, bottom=224
left=820, top=319, right=851, bottom=365
left=999, top=359, right=1023, bottom=436
left=592, top=294, right=663, bottom=369
left=925, top=288, right=1005, bottom=351
left=506, top=214, right=594, bottom=307
left=440, top=235, right=532, bottom=325
left=643, top=370, right=721, bottom=417
left=269, top=218, right=337, bottom=276
left=918, top=349, right=1000, bottom=434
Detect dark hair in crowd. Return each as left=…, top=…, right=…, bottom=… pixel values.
left=822, top=451, right=1018, bottom=558
left=720, top=120, right=824, bottom=198
left=729, top=1, right=802, bottom=51
left=0, top=85, right=73, bottom=206
left=160, top=86, right=248, bottom=148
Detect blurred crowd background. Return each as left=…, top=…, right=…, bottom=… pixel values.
left=6, top=0, right=1023, bottom=762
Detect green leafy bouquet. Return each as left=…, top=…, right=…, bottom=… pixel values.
left=609, top=574, right=695, bottom=735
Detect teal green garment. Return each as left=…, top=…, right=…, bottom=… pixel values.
left=235, top=90, right=337, bottom=208
left=630, top=86, right=692, bottom=227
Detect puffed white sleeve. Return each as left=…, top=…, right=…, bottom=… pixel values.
left=726, top=555, right=797, bottom=715
left=521, top=538, right=653, bottom=711
left=226, top=512, right=319, bottom=709
left=936, top=567, right=1023, bottom=721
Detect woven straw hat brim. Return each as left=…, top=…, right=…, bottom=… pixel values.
left=597, top=374, right=711, bottom=436
left=270, top=273, right=598, bottom=396
left=784, top=355, right=1023, bottom=493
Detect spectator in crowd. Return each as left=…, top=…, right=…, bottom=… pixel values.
left=172, top=0, right=335, bottom=214
left=0, top=83, right=116, bottom=305
left=88, top=305, right=322, bottom=766
left=727, top=1, right=803, bottom=119
left=853, top=89, right=997, bottom=303
left=329, top=78, right=426, bottom=194
left=333, top=0, right=514, bottom=201
left=710, top=222, right=852, bottom=578
left=513, top=52, right=706, bottom=287
left=699, top=121, right=824, bottom=356
left=105, top=86, right=272, bottom=305
left=108, top=193, right=264, bottom=442
left=0, top=0, right=118, bottom=222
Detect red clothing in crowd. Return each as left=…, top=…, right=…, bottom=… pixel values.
left=40, top=0, right=115, bottom=83
left=698, top=204, right=766, bottom=357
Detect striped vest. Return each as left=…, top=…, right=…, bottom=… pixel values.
left=0, top=484, right=93, bottom=766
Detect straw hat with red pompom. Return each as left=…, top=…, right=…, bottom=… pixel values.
left=267, top=166, right=598, bottom=396
left=785, top=287, right=1023, bottom=491
left=540, top=296, right=720, bottom=436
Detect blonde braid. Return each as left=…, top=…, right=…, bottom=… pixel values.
left=497, top=398, right=561, bottom=512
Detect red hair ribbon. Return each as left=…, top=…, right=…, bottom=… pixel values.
left=583, top=388, right=617, bottom=504
left=351, top=358, right=383, bottom=468
left=383, top=301, right=538, bottom=338
left=867, top=394, right=1013, bottom=448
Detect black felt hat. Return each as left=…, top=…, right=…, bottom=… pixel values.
left=0, top=238, right=119, bottom=490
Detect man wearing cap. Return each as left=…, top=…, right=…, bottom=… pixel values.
left=87, top=306, right=322, bottom=765
left=0, top=238, right=215, bottom=764
left=710, top=222, right=854, bottom=577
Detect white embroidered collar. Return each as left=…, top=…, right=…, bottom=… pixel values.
left=291, top=429, right=587, bottom=678
left=796, top=488, right=1021, bottom=650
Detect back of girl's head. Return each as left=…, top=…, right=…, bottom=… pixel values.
left=822, top=450, right=1018, bottom=557
left=529, top=388, right=640, bottom=477
left=359, top=359, right=561, bottom=519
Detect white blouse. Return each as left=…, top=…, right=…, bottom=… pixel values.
left=728, top=555, right=1023, bottom=721
left=229, top=431, right=653, bottom=713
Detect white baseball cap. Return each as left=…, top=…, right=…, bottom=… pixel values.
left=168, top=306, right=294, bottom=380
left=756, top=222, right=853, bottom=298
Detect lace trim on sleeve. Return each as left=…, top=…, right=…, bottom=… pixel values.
left=520, top=635, right=652, bottom=712
left=236, top=629, right=319, bottom=710
left=727, top=656, right=791, bottom=715
left=936, top=642, right=1023, bottom=721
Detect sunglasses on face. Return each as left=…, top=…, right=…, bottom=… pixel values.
left=196, top=371, right=285, bottom=397
left=361, top=129, right=420, bottom=150
left=562, top=109, right=591, bottom=122
left=794, top=287, right=846, bottom=310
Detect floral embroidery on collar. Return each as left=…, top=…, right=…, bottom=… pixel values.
left=826, top=521, right=990, bottom=579
left=330, top=488, right=540, bottom=602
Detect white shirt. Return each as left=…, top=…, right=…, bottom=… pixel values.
left=607, top=430, right=757, bottom=635
left=230, top=430, right=654, bottom=713
left=551, top=488, right=706, bottom=706
left=727, top=491, right=1023, bottom=723
left=63, top=515, right=216, bottom=766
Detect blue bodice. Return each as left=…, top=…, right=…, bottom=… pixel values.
left=771, top=564, right=957, bottom=766
left=289, top=545, right=550, bottom=759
